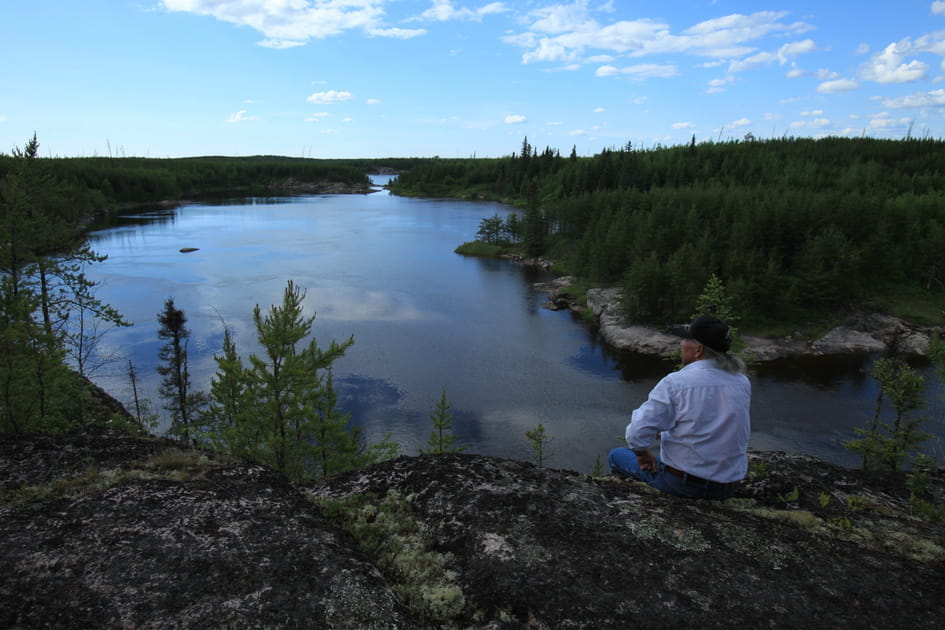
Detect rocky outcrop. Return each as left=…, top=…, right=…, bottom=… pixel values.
left=2, top=429, right=944, bottom=628
left=0, top=430, right=417, bottom=629
left=270, top=177, right=373, bottom=195
left=569, top=286, right=938, bottom=361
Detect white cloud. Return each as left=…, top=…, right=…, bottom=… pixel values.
left=860, top=41, right=929, bottom=84
left=727, top=51, right=775, bottom=73
left=800, top=109, right=824, bottom=116
left=569, top=129, right=586, bottom=136
left=226, top=110, right=258, bottom=123
left=677, top=11, right=813, bottom=57
left=504, top=8, right=813, bottom=69
left=527, top=0, right=597, bottom=35
left=342, top=117, right=354, bottom=123
left=934, top=1, right=945, bottom=16
left=159, top=0, right=418, bottom=45
left=367, top=27, right=426, bottom=39
left=672, top=121, right=695, bottom=129
left=868, top=114, right=913, bottom=130
left=728, top=117, right=751, bottom=128
left=307, top=90, right=353, bottom=105
left=366, top=98, right=381, bottom=105
left=258, top=39, right=306, bottom=49
left=416, top=1, right=508, bottom=22
left=705, top=75, right=735, bottom=93
left=304, top=112, right=329, bottom=122
left=727, top=39, right=816, bottom=73
left=777, top=39, right=817, bottom=61
left=593, top=107, right=606, bottom=113
left=790, top=118, right=832, bottom=131
left=817, top=78, right=859, bottom=93
left=504, top=114, right=527, bottom=124
left=523, top=39, right=575, bottom=64
left=595, top=63, right=678, bottom=78
left=883, top=88, right=945, bottom=107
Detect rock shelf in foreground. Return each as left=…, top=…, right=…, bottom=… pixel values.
left=2, top=429, right=943, bottom=628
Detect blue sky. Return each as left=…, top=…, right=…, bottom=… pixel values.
left=4, top=1, right=945, bottom=158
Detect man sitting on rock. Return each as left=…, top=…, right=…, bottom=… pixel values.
left=609, top=315, right=751, bottom=500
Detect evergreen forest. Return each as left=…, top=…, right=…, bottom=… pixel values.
left=0, top=152, right=374, bottom=209
left=391, top=136, right=945, bottom=330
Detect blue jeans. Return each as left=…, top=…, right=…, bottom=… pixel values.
left=607, top=447, right=736, bottom=500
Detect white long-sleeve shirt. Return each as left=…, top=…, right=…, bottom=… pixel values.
left=625, top=359, right=751, bottom=483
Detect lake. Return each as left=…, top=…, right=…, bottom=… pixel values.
left=84, top=176, right=945, bottom=473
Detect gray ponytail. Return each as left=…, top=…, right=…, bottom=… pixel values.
left=703, top=345, right=747, bottom=375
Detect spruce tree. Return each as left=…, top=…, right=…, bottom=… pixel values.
left=203, top=325, right=249, bottom=451
left=156, top=297, right=201, bottom=443
left=420, top=388, right=466, bottom=455
left=0, top=135, right=121, bottom=433
left=845, top=356, right=929, bottom=470
left=209, top=281, right=355, bottom=481
left=310, top=370, right=362, bottom=476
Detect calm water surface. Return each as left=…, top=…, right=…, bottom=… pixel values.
left=85, top=177, right=944, bottom=472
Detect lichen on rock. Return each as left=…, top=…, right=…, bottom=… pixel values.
left=2, top=430, right=944, bottom=628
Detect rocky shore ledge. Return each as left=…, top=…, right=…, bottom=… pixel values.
left=536, top=277, right=937, bottom=361
left=271, top=177, right=374, bottom=195
left=2, top=429, right=943, bottom=628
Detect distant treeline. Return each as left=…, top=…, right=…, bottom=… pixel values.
left=0, top=154, right=380, bottom=208
left=391, top=137, right=945, bottom=328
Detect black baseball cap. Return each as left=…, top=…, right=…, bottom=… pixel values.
left=684, top=315, right=731, bottom=353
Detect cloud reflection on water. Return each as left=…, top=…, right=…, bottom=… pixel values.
left=303, top=288, right=432, bottom=323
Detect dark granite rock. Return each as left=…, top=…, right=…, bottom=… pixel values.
left=310, top=452, right=945, bottom=629
left=2, top=430, right=943, bottom=629
left=1, top=430, right=417, bottom=629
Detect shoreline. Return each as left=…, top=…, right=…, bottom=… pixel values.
left=535, top=276, right=937, bottom=362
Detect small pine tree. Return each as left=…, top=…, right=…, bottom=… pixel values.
left=691, top=273, right=745, bottom=358
left=844, top=356, right=929, bottom=470
left=525, top=423, right=554, bottom=468
left=202, top=325, right=248, bottom=452
left=126, top=360, right=158, bottom=433
left=244, top=280, right=353, bottom=480
left=692, top=273, right=738, bottom=325
left=310, top=370, right=362, bottom=477
left=420, top=388, right=466, bottom=455
left=156, top=297, right=203, bottom=443
left=200, top=280, right=396, bottom=482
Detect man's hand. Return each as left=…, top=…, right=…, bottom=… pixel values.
left=635, top=450, right=657, bottom=472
